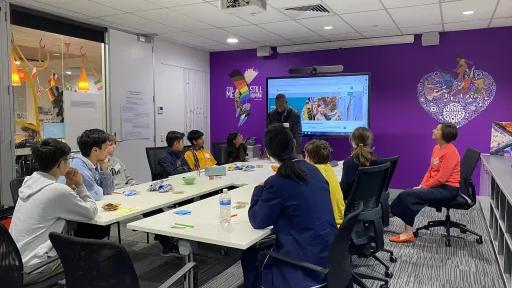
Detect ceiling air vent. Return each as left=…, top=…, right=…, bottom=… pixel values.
left=282, top=3, right=330, bottom=18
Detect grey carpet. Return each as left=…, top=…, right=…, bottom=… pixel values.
left=114, top=199, right=503, bottom=288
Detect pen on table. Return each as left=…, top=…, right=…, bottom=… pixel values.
left=174, top=222, right=194, bottom=228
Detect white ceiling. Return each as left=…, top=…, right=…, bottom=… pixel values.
left=10, top=0, right=512, bottom=52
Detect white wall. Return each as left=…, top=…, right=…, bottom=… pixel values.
left=153, top=39, right=210, bottom=148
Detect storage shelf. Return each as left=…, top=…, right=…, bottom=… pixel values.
left=490, top=201, right=512, bottom=249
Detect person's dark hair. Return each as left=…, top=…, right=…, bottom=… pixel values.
left=77, top=129, right=110, bottom=157
left=187, top=130, right=204, bottom=145
left=226, top=132, right=240, bottom=147
left=439, top=123, right=458, bottom=143
left=31, top=138, right=71, bottom=172
left=304, top=140, right=331, bottom=164
left=166, top=131, right=185, bottom=147
left=350, top=127, right=374, bottom=167
left=275, top=93, right=287, bottom=102
left=264, top=124, right=306, bottom=182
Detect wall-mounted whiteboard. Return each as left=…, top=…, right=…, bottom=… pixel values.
left=64, top=91, right=104, bottom=150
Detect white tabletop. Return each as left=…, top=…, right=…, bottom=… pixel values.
left=127, top=184, right=272, bottom=250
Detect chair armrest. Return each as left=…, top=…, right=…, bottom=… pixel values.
left=24, top=256, right=60, bottom=274
left=259, top=251, right=328, bottom=275
left=157, top=262, right=198, bottom=288
left=256, top=234, right=276, bottom=248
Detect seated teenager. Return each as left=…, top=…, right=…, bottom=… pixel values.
left=65, top=128, right=114, bottom=239
left=106, top=134, right=137, bottom=189
left=225, top=132, right=248, bottom=163
left=159, top=131, right=191, bottom=177
left=241, top=124, right=337, bottom=288
left=184, top=130, right=217, bottom=170
left=340, top=127, right=375, bottom=201
left=389, top=123, right=460, bottom=243
left=10, top=138, right=97, bottom=285
left=305, top=140, right=345, bottom=227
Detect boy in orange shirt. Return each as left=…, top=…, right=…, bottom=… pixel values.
left=184, top=130, right=217, bottom=170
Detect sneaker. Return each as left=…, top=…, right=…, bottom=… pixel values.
left=160, top=242, right=180, bottom=257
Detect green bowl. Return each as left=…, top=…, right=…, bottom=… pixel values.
left=182, top=176, right=196, bottom=185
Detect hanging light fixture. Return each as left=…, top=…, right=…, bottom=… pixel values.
left=11, top=57, right=21, bottom=86
left=78, top=47, right=89, bottom=92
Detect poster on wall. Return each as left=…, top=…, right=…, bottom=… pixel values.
left=491, top=122, right=512, bottom=156
left=63, top=91, right=103, bottom=151
left=226, top=68, right=262, bottom=126
left=417, top=56, right=496, bottom=127
left=121, top=90, right=152, bottom=140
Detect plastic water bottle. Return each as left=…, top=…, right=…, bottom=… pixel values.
left=219, top=189, right=231, bottom=226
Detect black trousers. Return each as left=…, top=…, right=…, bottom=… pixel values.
left=390, top=185, right=459, bottom=227
left=143, top=209, right=173, bottom=248
left=74, top=223, right=111, bottom=240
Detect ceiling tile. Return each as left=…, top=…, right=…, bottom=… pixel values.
left=243, top=5, right=291, bottom=24
left=322, top=0, right=383, bottom=14
left=35, top=0, right=124, bottom=17
left=150, top=0, right=204, bottom=7
left=361, top=28, right=402, bottom=37
left=259, top=21, right=319, bottom=39
left=259, top=39, right=295, bottom=46
left=444, top=20, right=490, bottom=31
left=268, top=0, right=322, bottom=9
left=494, top=0, right=512, bottom=18
left=288, top=34, right=329, bottom=44
left=490, top=17, right=512, bottom=28
left=172, top=2, right=250, bottom=27
left=381, top=0, right=439, bottom=9
left=224, top=25, right=282, bottom=41
left=442, top=0, right=498, bottom=23
left=297, top=15, right=356, bottom=35
left=388, top=4, right=441, bottom=28
left=13, top=0, right=90, bottom=19
left=160, top=31, right=220, bottom=46
left=190, top=29, right=252, bottom=43
left=100, top=14, right=177, bottom=34
left=341, top=10, right=398, bottom=32
left=135, top=9, right=213, bottom=30
left=324, top=32, right=364, bottom=41
left=400, top=23, right=442, bottom=34
left=90, top=0, right=162, bottom=12
left=88, top=17, right=147, bottom=33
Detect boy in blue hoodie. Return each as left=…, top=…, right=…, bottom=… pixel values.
left=66, top=128, right=114, bottom=239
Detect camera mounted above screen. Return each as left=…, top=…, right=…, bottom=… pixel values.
left=288, top=65, right=344, bottom=76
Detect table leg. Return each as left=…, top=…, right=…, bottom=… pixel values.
left=178, top=240, right=195, bottom=288
left=117, top=222, right=122, bottom=244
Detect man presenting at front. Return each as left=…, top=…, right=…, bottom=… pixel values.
left=267, top=93, right=302, bottom=156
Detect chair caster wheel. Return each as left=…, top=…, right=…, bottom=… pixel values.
left=413, top=231, right=418, bottom=237
left=220, top=248, right=229, bottom=256
left=384, top=271, right=393, bottom=278
left=445, top=239, right=451, bottom=247
left=389, top=256, right=397, bottom=263
left=380, top=284, right=389, bottom=288
left=476, top=237, right=483, bottom=244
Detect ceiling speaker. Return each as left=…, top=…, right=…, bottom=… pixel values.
left=257, top=46, right=272, bottom=57
left=421, top=32, right=440, bottom=46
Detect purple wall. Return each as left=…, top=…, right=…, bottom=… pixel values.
left=210, top=27, right=512, bottom=189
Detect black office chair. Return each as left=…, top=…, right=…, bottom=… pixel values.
left=49, top=232, right=198, bottom=288
left=346, top=163, right=392, bottom=288
left=212, top=142, right=227, bottom=165
left=10, top=178, right=25, bottom=206
left=414, top=148, right=483, bottom=247
left=145, top=146, right=167, bottom=181
left=258, top=204, right=365, bottom=288
left=372, top=156, right=400, bottom=228
left=0, top=224, right=64, bottom=288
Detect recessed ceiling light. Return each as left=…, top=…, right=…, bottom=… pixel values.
left=65, top=71, right=72, bottom=75
left=53, top=53, right=61, bottom=56
left=463, top=10, right=474, bottom=15
left=323, top=26, right=333, bottom=30
left=227, top=37, right=239, bottom=44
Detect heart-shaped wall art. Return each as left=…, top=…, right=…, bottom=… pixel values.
left=417, top=66, right=496, bottom=127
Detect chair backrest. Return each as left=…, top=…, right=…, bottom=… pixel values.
left=145, top=146, right=167, bottom=181
left=345, top=163, right=391, bottom=250
left=372, top=156, right=400, bottom=192
left=0, top=224, right=24, bottom=288
left=49, top=232, right=140, bottom=288
left=459, top=148, right=481, bottom=205
left=327, top=205, right=364, bottom=287
left=10, top=178, right=25, bottom=206
left=212, top=142, right=227, bottom=165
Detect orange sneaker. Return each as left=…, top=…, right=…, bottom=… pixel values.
left=389, top=234, right=416, bottom=243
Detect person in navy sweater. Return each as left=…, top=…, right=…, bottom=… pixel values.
left=158, top=131, right=191, bottom=178
left=241, top=124, right=337, bottom=288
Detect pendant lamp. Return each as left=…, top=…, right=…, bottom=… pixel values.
left=11, top=57, right=21, bottom=86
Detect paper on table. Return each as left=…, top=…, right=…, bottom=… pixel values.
left=113, top=207, right=141, bottom=216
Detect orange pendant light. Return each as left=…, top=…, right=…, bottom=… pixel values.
left=11, top=58, right=21, bottom=86
left=78, top=66, right=89, bottom=92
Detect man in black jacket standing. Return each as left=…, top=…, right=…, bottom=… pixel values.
left=267, top=94, right=302, bottom=156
